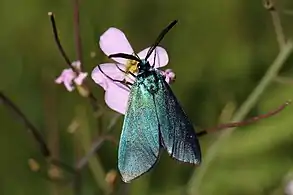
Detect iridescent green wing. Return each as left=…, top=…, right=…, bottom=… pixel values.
left=155, top=72, right=201, bottom=164
left=118, top=77, right=160, bottom=183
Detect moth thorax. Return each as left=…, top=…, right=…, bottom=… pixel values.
left=144, top=74, right=159, bottom=94
left=147, top=83, right=159, bottom=94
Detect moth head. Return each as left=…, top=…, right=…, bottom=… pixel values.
left=108, top=53, right=150, bottom=72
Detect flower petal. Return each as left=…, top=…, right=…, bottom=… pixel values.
left=91, top=63, right=127, bottom=90
left=72, top=61, right=81, bottom=70
left=64, top=80, right=75, bottom=91
left=55, top=75, right=64, bottom=84
left=74, top=72, right=88, bottom=85
left=55, top=69, right=77, bottom=92
left=105, top=82, right=130, bottom=114
left=99, top=28, right=134, bottom=64
left=55, top=69, right=71, bottom=84
left=164, top=69, right=176, bottom=84
left=138, top=46, right=169, bottom=68
left=159, top=69, right=176, bottom=84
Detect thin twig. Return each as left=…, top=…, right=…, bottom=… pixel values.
left=196, top=100, right=291, bottom=137
left=73, top=130, right=83, bottom=195
left=0, top=92, right=76, bottom=176
left=48, top=12, right=77, bottom=72
left=89, top=93, right=99, bottom=110
left=0, top=92, right=50, bottom=157
left=42, top=72, right=63, bottom=194
left=73, top=171, right=82, bottom=195
left=106, top=113, right=121, bottom=131
left=76, top=135, right=117, bottom=170
left=77, top=100, right=291, bottom=171
left=283, top=10, right=293, bottom=15
left=274, top=76, right=293, bottom=84
left=48, top=12, right=100, bottom=115
left=206, top=100, right=291, bottom=131
left=263, top=0, right=287, bottom=49
left=187, top=41, right=293, bottom=195
left=76, top=114, right=120, bottom=170
left=71, top=3, right=103, bottom=192
left=72, top=0, right=83, bottom=69
left=75, top=106, right=112, bottom=194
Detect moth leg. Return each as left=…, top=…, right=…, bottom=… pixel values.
left=133, top=52, right=140, bottom=59
left=115, top=63, right=136, bottom=79
left=97, top=65, right=132, bottom=89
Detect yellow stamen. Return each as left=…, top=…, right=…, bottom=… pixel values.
left=125, top=59, right=138, bottom=75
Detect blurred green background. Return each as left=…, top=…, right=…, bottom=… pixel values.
left=1, top=0, right=293, bottom=194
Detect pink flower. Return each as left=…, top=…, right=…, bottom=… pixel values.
left=55, top=61, right=88, bottom=92
left=161, top=69, right=176, bottom=84
left=91, top=27, right=175, bottom=114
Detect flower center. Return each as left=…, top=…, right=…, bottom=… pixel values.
left=125, top=59, right=138, bottom=74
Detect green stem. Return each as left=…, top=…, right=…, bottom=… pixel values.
left=75, top=106, right=112, bottom=194
left=187, top=41, right=293, bottom=195
left=263, top=0, right=287, bottom=49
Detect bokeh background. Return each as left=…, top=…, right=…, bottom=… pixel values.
left=1, top=0, right=293, bottom=194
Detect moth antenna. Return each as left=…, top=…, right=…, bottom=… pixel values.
left=115, top=64, right=137, bottom=80
left=145, top=20, right=178, bottom=60
left=97, top=65, right=133, bottom=87
left=133, top=52, right=140, bottom=59
left=109, top=53, right=141, bottom=62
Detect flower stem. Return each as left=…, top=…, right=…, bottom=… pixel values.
left=48, top=12, right=100, bottom=115
left=75, top=106, right=112, bottom=194
left=72, top=0, right=83, bottom=69
left=263, top=0, right=286, bottom=49
left=203, top=100, right=291, bottom=132
left=187, top=40, right=293, bottom=195
left=274, top=76, right=293, bottom=84
left=48, top=12, right=76, bottom=72
left=76, top=114, right=120, bottom=171
left=0, top=92, right=50, bottom=157
left=0, top=91, right=76, bottom=176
